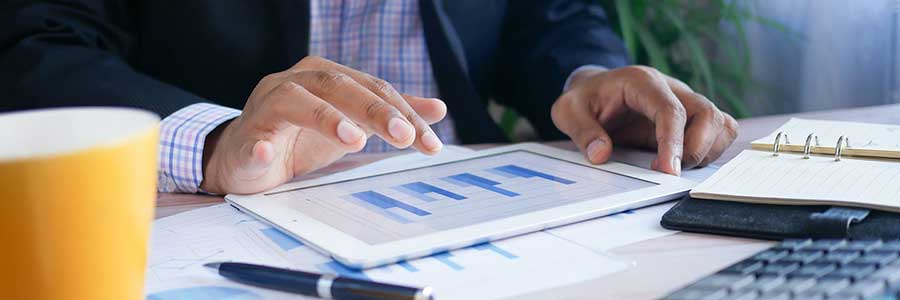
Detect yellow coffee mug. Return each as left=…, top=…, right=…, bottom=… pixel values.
left=0, top=107, right=159, bottom=300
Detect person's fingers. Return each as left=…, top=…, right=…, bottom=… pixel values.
left=664, top=75, right=740, bottom=168
left=665, top=77, right=723, bottom=169
left=698, top=113, right=739, bottom=166
left=618, top=67, right=687, bottom=175
left=551, top=93, right=614, bottom=164
left=293, top=56, right=442, bottom=154
left=403, top=94, right=447, bottom=125
left=262, top=80, right=367, bottom=152
left=286, top=70, right=417, bottom=149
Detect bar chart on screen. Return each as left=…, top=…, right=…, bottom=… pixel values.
left=271, top=150, right=656, bottom=244
left=343, top=164, right=575, bottom=222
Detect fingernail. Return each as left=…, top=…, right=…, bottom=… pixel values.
left=421, top=131, right=443, bottom=152
left=672, top=156, right=682, bottom=176
left=586, top=139, right=604, bottom=161
left=337, top=119, right=364, bottom=145
left=388, top=117, right=413, bottom=142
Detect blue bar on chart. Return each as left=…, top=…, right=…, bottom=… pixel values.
left=473, top=242, right=518, bottom=259
left=396, top=260, right=419, bottom=272
left=443, top=173, right=520, bottom=197
left=318, top=261, right=370, bottom=280
left=492, top=164, right=575, bottom=185
left=260, top=227, right=304, bottom=251
left=349, top=191, right=430, bottom=223
left=394, top=181, right=466, bottom=202
left=431, top=251, right=464, bottom=270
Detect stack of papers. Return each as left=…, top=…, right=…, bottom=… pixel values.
left=146, top=146, right=718, bottom=300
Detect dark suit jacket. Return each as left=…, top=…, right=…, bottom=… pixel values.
left=0, top=0, right=627, bottom=143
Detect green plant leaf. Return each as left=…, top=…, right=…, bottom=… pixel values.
left=614, top=0, right=639, bottom=62
left=659, top=7, right=715, bottom=98
left=499, top=109, right=520, bottom=140
left=714, top=82, right=748, bottom=118
left=636, top=24, right=672, bottom=74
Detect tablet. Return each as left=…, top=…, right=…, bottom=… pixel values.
left=226, top=143, right=695, bottom=269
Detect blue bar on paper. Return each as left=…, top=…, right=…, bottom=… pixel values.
left=260, top=227, right=303, bottom=251
left=493, top=164, right=576, bottom=185
left=473, top=242, right=518, bottom=259
left=319, top=261, right=369, bottom=280
left=400, top=182, right=466, bottom=201
left=610, top=209, right=636, bottom=219
left=397, top=260, right=419, bottom=272
left=445, top=173, right=520, bottom=197
left=351, top=191, right=431, bottom=216
left=432, top=252, right=464, bottom=270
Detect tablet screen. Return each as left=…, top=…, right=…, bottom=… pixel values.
left=265, top=150, right=656, bottom=244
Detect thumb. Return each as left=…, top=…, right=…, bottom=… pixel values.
left=233, top=139, right=276, bottom=181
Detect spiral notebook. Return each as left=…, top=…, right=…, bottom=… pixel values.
left=690, top=118, right=900, bottom=213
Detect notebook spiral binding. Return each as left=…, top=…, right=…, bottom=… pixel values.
left=771, top=131, right=850, bottom=161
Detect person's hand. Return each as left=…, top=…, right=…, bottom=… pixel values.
left=200, top=56, right=447, bottom=194
left=551, top=66, right=738, bottom=175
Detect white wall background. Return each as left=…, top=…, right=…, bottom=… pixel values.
left=740, top=0, right=900, bottom=115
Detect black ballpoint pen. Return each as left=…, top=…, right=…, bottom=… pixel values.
left=204, top=262, right=433, bottom=300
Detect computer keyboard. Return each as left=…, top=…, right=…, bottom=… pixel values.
left=662, top=239, right=900, bottom=300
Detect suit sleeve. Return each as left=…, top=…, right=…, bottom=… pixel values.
left=493, top=0, right=628, bottom=140
left=0, top=0, right=207, bottom=115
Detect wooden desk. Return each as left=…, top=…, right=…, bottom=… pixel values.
left=155, top=104, right=900, bottom=300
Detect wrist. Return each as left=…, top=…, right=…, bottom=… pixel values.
left=200, top=118, right=235, bottom=194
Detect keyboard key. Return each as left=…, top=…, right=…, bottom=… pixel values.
left=722, top=260, right=765, bottom=275
left=847, top=240, right=884, bottom=252
left=874, top=240, right=900, bottom=252
left=843, top=279, right=888, bottom=297
left=742, top=275, right=786, bottom=293
left=823, top=263, right=877, bottom=281
left=728, top=290, right=759, bottom=300
left=821, top=250, right=863, bottom=265
left=855, top=251, right=899, bottom=266
left=781, top=250, right=824, bottom=264
left=806, top=239, right=848, bottom=252
left=664, top=287, right=728, bottom=300
left=870, top=265, right=900, bottom=284
left=792, top=262, right=837, bottom=278
left=805, top=278, right=851, bottom=295
left=752, top=250, right=789, bottom=263
left=792, top=290, right=827, bottom=299
left=757, top=261, right=799, bottom=276
left=827, top=292, right=863, bottom=299
left=770, top=277, right=817, bottom=294
left=692, top=274, right=755, bottom=290
left=774, top=239, right=812, bottom=251
left=757, top=291, right=792, bottom=300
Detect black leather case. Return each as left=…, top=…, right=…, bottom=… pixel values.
left=660, top=195, right=900, bottom=240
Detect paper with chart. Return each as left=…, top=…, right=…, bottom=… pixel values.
left=145, top=204, right=630, bottom=300
left=750, top=118, right=900, bottom=158
left=146, top=146, right=707, bottom=300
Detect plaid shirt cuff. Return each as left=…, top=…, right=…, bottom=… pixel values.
left=157, top=103, right=240, bottom=193
left=563, top=65, right=610, bottom=93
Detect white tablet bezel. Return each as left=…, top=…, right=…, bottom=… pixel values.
left=226, top=143, right=695, bottom=269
